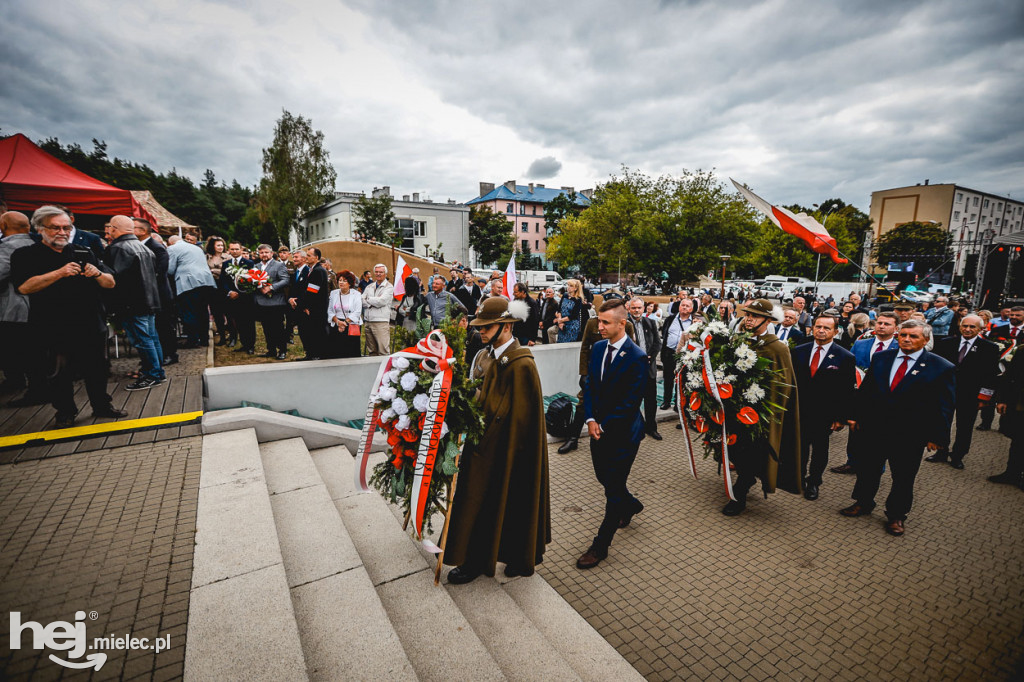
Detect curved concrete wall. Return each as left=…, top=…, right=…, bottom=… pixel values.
left=204, top=342, right=582, bottom=424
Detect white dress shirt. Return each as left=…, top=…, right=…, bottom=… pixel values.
left=888, top=348, right=924, bottom=386
left=809, top=340, right=834, bottom=367
left=870, top=336, right=896, bottom=358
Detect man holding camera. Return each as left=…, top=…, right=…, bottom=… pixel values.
left=10, top=205, right=125, bottom=427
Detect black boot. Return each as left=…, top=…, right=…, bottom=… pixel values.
left=557, top=438, right=578, bottom=454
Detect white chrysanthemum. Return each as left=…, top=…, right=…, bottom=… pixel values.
left=396, top=414, right=412, bottom=431
left=440, top=422, right=450, bottom=438
left=387, top=369, right=402, bottom=384
left=392, top=357, right=410, bottom=370
left=743, top=383, right=766, bottom=403
left=706, top=321, right=729, bottom=335
left=392, top=397, right=409, bottom=415
left=412, top=393, right=430, bottom=412
left=686, top=373, right=703, bottom=390
left=400, top=371, right=418, bottom=391
left=682, top=350, right=701, bottom=365
left=735, top=356, right=756, bottom=372
left=723, top=374, right=737, bottom=384
left=381, top=408, right=396, bottom=422
left=690, top=322, right=704, bottom=334
left=377, top=386, right=397, bottom=402
left=713, top=369, right=726, bottom=383
left=734, top=345, right=756, bottom=361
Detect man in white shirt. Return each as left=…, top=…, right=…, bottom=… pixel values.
left=361, top=263, right=394, bottom=356
left=773, top=309, right=805, bottom=344
left=659, top=298, right=694, bottom=409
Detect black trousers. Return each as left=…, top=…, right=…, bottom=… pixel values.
left=852, top=439, right=925, bottom=521
left=978, top=402, right=996, bottom=429
left=177, top=286, right=212, bottom=345
left=225, top=295, right=256, bottom=351
left=209, top=292, right=233, bottom=339
left=0, top=321, right=47, bottom=395
left=641, top=371, right=658, bottom=432
left=935, top=398, right=980, bottom=461
left=46, top=330, right=111, bottom=416
left=660, top=349, right=677, bottom=406
left=297, top=310, right=328, bottom=358
left=155, top=307, right=178, bottom=360
left=730, top=441, right=766, bottom=499
left=256, top=304, right=288, bottom=354
left=801, top=420, right=833, bottom=486
left=590, top=433, right=641, bottom=552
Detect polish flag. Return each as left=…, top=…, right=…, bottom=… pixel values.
left=392, top=255, right=413, bottom=301
left=502, top=254, right=517, bottom=298
left=731, top=179, right=848, bottom=264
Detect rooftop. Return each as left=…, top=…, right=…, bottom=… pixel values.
left=467, top=183, right=592, bottom=207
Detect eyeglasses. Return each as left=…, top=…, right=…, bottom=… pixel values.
left=44, top=225, right=73, bottom=233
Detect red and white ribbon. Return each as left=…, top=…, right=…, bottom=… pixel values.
left=353, top=330, right=456, bottom=536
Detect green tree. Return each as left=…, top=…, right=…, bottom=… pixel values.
left=253, top=110, right=337, bottom=244
left=543, top=190, right=583, bottom=238
left=352, top=193, right=396, bottom=244
left=515, top=242, right=543, bottom=270
left=469, top=205, right=515, bottom=268
left=876, top=221, right=951, bottom=269
left=548, top=168, right=758, bottom=287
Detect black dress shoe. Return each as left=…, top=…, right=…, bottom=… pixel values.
left=247, top=348, right=256, bottom=355
left=215, top=338, right=229, bottom=346
left=675, top=423, right=683, bottom=429
left=260, top=351, right=277, bottom=358
left=950, top=459, right=965, bottom=470
left=924, top=453, right=947, bottom=463
left=233, top=346, right=252, bottom=353
left=55, top=412, right=77, bottom=428
left=276, top=352, right=288, bottom=360
left=803, top=484, right=819, bottom=501
left=659, top=403, right=671, bottom=410
left=988, top=472, right=1023, bottom=485
left=647, top=431, right=663, bottom=441
left=557, top=438, right=578, bottom=454
left=619, top=500, right=644, bottom=528
left=163, top=355, right=179, bottom=365
left=8, top=394, right=50, bottom=408
left=722, top=500, right=746, bottom=516
left=503, top=564, right=534, bottom=578
left=830, top=464, right=855, bottom=475
left=446, top=565, right=483, bottom=585
left=92, top=407, right=128, bottom=419
left=976, top=424, right=991, bottom=431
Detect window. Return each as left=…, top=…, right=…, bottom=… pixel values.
left=535, top=240, right=540, bottom=250
left=506, top=203, right=513, bottom=213
left=998, top=202, right=1003, bottom=211
left=954, top=211, right=960, bottom=221
left=971, top=213, right=977, bottom=221
left=522, top=240, right=529, bottom=251
left=521, top=222, right=529, bottom=232
left=532, top=205, right=537, bottom=215
left=984, top=199, right=990, bottom=209
left=956, top=192, right=963, bottom=203
left=536, top=223, right=541, bottom=232
left=973, top=197, right=979, bottom=207
left=996, top=218, right=1001, bottom=227
left=413, top=220, right=426, bottom=237
left=392, top=219, right=415, bottom=251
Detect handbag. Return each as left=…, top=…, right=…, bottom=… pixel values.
left=338, top=294, right=361, bottom=336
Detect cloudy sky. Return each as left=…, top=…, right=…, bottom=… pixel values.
left=3, top=0, right=1022, bottom=211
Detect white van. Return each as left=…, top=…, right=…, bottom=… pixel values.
left=518, top=270, right=565, bottom=291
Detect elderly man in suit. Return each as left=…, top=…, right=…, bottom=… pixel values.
left=252, top=243, right=291, bottom=360
left=926, top=314, right=1000, bottom=469
left=219, top=240, right=256, bottom=355
left=773, top=308, right=806, bottom=344
left=538, top=287, right=559, bottom=343
left=576, top=299, right=649, bottom=570
left=792, top=315, right=856, bottom=500
left=628, top=297, right=663, bottom=441
left=167, top=235, right=216, bottom=348
left=842, top=320, right=956, bottom=536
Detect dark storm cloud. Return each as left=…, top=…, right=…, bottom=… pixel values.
left=526, top=156, right=562, bottom=179
left=350, top=0, right=1024, bottom=206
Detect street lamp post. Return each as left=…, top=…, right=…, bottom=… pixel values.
left=720, top=254, right=731, bottom=301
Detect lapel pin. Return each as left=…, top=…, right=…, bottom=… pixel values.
left=500, top=356, right=508, bottom=365
left=619, top=351, right=626, bottom=358
left=911, top=370, right=919, bottom=375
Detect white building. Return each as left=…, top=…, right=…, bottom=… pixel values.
left=298, top=187, right=471, bottom=265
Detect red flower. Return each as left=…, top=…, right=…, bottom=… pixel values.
left=737, top=406, right=759, bottom=425
left=694, top=416, right=708, bottom=433
left=688, top=392, right=701, bottom=411
left=709, top=408, right=725, bottom=425
left=717, top=383, right=733, bottom=399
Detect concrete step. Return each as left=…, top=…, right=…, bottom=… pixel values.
left=259, top=438, right=415, bottom=681
left=311, top=445, right=504, bottom=682
left=186, top=429, right=308, bottom=682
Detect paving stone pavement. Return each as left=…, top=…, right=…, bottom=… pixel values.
left=539, top=420, right=1024, bottom=681
left=0, top=437, right=201, bottom=682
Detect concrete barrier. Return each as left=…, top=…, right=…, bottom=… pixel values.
left=204, top=342, right=582, bottom=423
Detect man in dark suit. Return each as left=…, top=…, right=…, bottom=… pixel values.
left=660, top=297, right=695, bottom=409
left=64, top=207, right=105, bottom=261
left=292, top=247, right=329, bottom=360
left=219, top=240, right=256, bottom=354
left=133, top=219, right=179, bottom=364
left=991, top=348, right=1024, bottom=489
left=773, top=308, right=806, bottom=344
left=628, top=297, right=663, bottom=440
left=842, top=319, right=956, bottom=536
left=538, top=287, right=559, bottom=343
left=927, top=314, right=999, bottom=469
left=253, top=244, right=291, bottom=360
left=453, top=268, right=483, bottom=319
left=510, top=283, right=540, bottom=345
left=576, top=299, right=649, bottom=570
left=792, top=315, right=856, bottom=500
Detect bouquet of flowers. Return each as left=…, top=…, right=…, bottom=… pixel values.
left=362, top=319, right=483, bottom=534
left=675, top=318, right=785, bottom=479
left=991, top=336, right=1018, bottom=373
left=224, top=262, right=268, bottom=294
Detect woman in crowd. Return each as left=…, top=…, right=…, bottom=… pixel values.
left=396, top=275, right=426, bottom=331
left=717, top=300, right=734, bottom=324
left=326, top=270, right=363, bottom=358
left=555, top=278, right=586, bottom=343
left=205, top=236, right=234, bottom=346
left=645, top=302, right=664, bottom=327
left=841, top=312, right=871, bottom=349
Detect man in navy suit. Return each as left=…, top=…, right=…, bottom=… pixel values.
left=65, top=207, right=105, bottom=261
left=576, top=299, right=649, bottom=569
left=841, top=319, right=956, bottom=536
left=773, top=308, right=806, bottom=344
left=219, top=240, right=256, bottom=354
left=792, top=315, right=856, bottom=500
left=927, top=314, right=1000, bottom=469
left=832, top=311, right=900, bottom=475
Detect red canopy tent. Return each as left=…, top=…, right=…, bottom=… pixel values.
left=0, top=133, right=159, bottom=227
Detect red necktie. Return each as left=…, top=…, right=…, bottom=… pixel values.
left=1013, top=327, right=1019, bottom=339
left=890, top=355, right=910, bottom=390
left=810, top=346, right=822, bottom=377
left=875, top=341, right=884, bottom=354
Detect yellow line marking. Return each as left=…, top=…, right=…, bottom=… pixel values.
left=0, top=411, right=204, bottom=448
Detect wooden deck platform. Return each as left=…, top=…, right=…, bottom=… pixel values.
left=0, top=345, right=207, bottom=464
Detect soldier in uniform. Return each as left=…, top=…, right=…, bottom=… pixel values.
left=445, top=298, right=551, bottom=584
left=723, top=299, right=802, bottom=516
